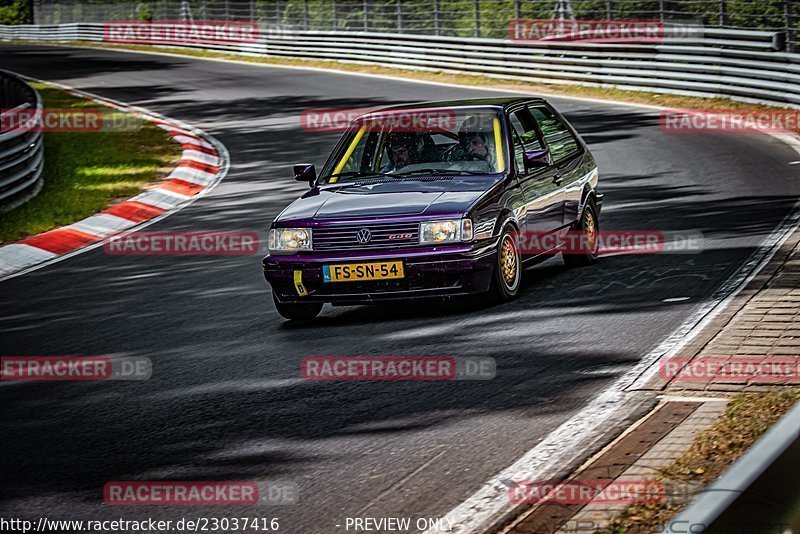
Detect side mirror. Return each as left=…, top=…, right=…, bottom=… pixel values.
left=523, top=149, right=552, bottom=170
left=293, top=163, right=316, bottom=186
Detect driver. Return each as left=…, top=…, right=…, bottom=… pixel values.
left=383, top=133, right=417, bottom=172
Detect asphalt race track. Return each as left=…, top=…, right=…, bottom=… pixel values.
left=1, top=44, right=800, bottom=532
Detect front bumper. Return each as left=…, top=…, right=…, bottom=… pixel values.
left=263, top=243, right=497, bottom=305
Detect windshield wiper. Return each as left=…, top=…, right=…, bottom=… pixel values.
left=394, top=168, right=490, bottom=176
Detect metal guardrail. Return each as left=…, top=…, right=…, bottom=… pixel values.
left=665, top=400, right=800, bottom=533
left=1, top=22, right=799, bottom=108
left=0, top=70, right=44, bottom=212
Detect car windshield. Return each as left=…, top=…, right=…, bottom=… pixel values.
left=319, top=107, right=507, bottom=184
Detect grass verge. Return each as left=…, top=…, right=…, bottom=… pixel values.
left=605, top=390, right=800, bottom=533
left=46, top=40, right=800, bottom=123
left=0, top=81, right=181, bottom=244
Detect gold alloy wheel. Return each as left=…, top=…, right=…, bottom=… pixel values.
left=584, top=208, right=598, bottom=253
left=500, top=235, right=518, bottom=288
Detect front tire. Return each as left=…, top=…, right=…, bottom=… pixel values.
left=273, top=293, right=322, bottom=321
left=563, top=198, right=599, bottom=267
left=489, top=226, right=522, bottom=302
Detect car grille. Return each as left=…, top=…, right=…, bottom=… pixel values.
left=313, top=222, right=419, bottom=251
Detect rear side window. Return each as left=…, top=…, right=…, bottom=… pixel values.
left=529, top=107, right=580, bottom=163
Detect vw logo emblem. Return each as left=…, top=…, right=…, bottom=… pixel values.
left=356, top=228, right=372, bottom=244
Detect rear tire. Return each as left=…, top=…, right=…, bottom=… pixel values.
left=563, top=198, right=599, bottom=268
left=273, top=293, right=322, bottom=321
left=489, top=225, right=522, bottom=302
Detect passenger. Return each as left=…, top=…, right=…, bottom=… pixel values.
left=456, top=116, right=494, bottom=168
left=462, top=132, right=490, bottom=159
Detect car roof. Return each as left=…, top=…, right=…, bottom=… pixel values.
left=371, top=96, right=548, bottom=114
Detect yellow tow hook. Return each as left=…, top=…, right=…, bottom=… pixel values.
left=293, top=270, right=308, bottom=297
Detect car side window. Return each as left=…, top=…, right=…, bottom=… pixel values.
left=508, top=109, right=545, bottom=174
left=529, top=106, right=579, bottom=163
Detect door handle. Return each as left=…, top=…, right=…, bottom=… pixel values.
left=553, top=173, right=563, bottom=185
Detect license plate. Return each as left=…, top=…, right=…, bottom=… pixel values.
left=322, top=261, right=404, bottom=282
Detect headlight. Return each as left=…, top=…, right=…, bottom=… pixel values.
left=268, top=227, right=312, bottom=251
left=419, top=219, right=473, bottom=243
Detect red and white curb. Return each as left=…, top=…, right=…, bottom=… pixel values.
left=0, top=78, right=229, bottom=281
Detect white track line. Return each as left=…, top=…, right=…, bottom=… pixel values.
left=425, top=140, right=800, bottom=534
left=428, top=204, right=800, bottom=534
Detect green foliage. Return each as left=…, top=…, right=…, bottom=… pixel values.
left=276, top=0, right=795, bottom=37
left=0, top=0, right=31, bottom=25
left=15, top=0, right=800, bottom=37
left=135, top=2, right=153, bottom=22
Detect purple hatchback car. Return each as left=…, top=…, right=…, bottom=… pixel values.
left=263, top=97, right=601, bottom=320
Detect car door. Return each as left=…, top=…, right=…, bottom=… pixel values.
left=507, top=106, right=564, bottom=248
left=529, top=105, right=584, bottom=226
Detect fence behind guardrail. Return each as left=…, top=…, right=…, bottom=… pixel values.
left=0, top=71, right=44, bottom=213
left=28, top=0, right=800, bottom=52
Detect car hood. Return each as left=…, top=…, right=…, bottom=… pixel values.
left=276, top=176, right=501, bottom=223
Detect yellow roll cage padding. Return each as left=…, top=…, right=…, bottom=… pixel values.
left=330, top=126, right=367, bottom=183
left=493, top=117, right=505, bottom=172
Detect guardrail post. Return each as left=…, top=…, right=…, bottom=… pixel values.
left=434, top=0, right=440, bottom=35
left=515, top=0, right=521, bottom=20
left=606, top=0, right=613, bottom=20
left=303, top=0, right=309, bottom=30
left=786, top=0, right=795, bottom=52
left=363, top=0, right=368, bottom=31
left=719, top=0, right=727, bottom=27
left=658, top=0, right=665, bottom=22
left=397, top=0, right=403, bottom=34
left=332, top=0, right=337, bottom=30
left=474, top=0, right=480, bottom=38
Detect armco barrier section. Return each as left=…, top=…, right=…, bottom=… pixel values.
left=1, top=23, right=799, bottom=108
left=0, top=70, right=44, bottom=212
left=665, top=400, right=800, bottom=533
